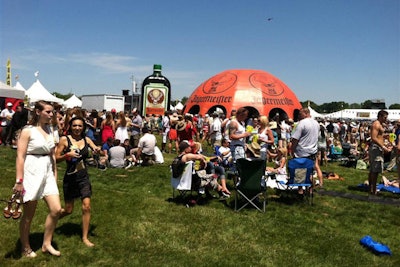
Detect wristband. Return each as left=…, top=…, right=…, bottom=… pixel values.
left=64, top=153, right=71, bottom=161
left=16, top=178, right=23, bottom=184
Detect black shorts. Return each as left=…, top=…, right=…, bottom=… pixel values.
left=63, top=170, right=92, bottom=201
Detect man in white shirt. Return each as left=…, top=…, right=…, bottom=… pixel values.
left=290, top=107, right=323, bottom=188
left=0, top=102, right=15, bottom=145
left=132, top=126, right=157, bottom=166
left=210, top=112, right=222, bottom=148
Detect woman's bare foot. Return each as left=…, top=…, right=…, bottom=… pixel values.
left=42, top=244, right=61, bottom=256
left=83, top=238, right=95, bottom=247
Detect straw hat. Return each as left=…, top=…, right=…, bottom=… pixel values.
left=246, top=142, right=261, bottom=158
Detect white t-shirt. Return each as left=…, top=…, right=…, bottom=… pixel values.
left=138, top=133, right=157, bottom=155
left=109, top=146, right=126, bottom=168
left=211, top=118, right=222, bottom=141
left=1, top=108, right=14, bottom=126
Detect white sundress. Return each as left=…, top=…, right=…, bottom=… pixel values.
left=23, top=126, right=59, bottom=202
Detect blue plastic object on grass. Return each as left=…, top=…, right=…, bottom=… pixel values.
left=360, top=235, right=392, bottom=255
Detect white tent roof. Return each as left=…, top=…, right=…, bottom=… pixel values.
left=324, top=109, right=400, bottom=121
left=14, top=81, right=26, bottom=91
left=63, top=94, right=82, bottom=108
left=308, top=105, right=325, bottom=119
left=26, top=79, right=64, bottom=104
left=0, top=81, right=25, bottom=99
left=175, top=102, right=184, bottom=110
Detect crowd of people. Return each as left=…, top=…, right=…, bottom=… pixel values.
left=2, top=99, right=400, bottom=258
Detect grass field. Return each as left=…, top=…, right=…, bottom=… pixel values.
left=0, top=144, right=399, bottom=267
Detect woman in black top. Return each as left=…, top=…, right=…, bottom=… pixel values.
left=56, top=117, right=101, bottom=247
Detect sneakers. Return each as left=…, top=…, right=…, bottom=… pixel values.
left=218, top=191, right=231, bottom=200
left=125, top=162, right=135, bottom=169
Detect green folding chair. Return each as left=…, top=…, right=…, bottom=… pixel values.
left=234, top=158, right=267, bottom=212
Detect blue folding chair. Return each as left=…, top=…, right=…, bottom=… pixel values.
left=287, top=157, right=315, bottom=205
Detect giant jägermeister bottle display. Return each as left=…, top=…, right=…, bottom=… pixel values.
left=140, top=64, right=171, bottom=116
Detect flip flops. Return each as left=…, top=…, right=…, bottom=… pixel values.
left=3, top=192, right=23, bottom=220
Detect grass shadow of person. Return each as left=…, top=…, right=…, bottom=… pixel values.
left=55, top=222, right=97, bottom=239
left=4, top=232, right=60, bottom=259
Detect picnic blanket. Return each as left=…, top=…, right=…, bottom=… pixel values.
left=357, top=183, right=400, bottom=194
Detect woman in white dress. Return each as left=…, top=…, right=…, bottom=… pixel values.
left=114, top=111, right=129, bottom=143
left=14, top=100, right=62, bottom=258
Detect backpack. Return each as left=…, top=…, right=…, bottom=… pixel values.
left=171, top=156, right=186, bottom=178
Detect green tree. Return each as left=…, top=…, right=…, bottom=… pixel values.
left=53, top=92, right=74, bottom=101
left=389, top=103, right=400, bottom=109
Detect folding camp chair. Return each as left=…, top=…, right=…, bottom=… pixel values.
left=286, top=157, right=315, bottom=205
left=171, top=161, right=197, bottom=200
left=234, top=158, right=267, bottom=212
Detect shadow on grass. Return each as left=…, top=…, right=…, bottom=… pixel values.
left=56, top=222, right=97, bottom=238
left=167, top=190, right=231, bottom=208
left=4, top=232, right=60, bottom=259
left=316, top=187, right=400, bottom=206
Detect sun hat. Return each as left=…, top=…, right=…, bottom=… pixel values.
left=246, top=142, right=261, bottom=158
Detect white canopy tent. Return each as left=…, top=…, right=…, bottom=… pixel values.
left=63, top=94, right=82, bottom=108
left=175, top=102, right=184, bottom=110
left=308, top=105, right=325, bottom=119
left=26, top=79, right=64, bottom=104
left=14, top=81, right=26, bottom=91
left=324, top=109, right=400, bottom=121
left=0, top=81, right=25, bottom=99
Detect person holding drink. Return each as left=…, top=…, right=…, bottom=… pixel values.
left=56, top=116, right=101, bottom=247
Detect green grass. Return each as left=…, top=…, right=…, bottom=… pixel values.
left=0, top=144, right=399, bottom=267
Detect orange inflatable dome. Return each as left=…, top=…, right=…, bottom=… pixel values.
left=184, top=69, right=302, bottom=120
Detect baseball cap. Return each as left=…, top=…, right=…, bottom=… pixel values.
left=111, top=108, right=116, bottom=113
left=7, top=102, right=13, bottom=107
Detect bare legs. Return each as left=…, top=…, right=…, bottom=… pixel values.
left=42, top=194, right=62, bottom=256
left=368, top=172, right=379, bottom=195
left=20, top=194, right=61, bottom=258
left=20, top=201, right=38, bottom=257
left=81, top=198, right=94, bottom=247
left=314, top=158, right=323, bottom=188
left=60, top=197, right=94, bottom=247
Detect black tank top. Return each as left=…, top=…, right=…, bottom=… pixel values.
left=65, top=136, right=89, bottom=174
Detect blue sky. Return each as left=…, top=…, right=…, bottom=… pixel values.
left=1, top=0, right=399, bottom=105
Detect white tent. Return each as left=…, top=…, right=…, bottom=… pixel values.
left=14, top=81, right=26, bottom=91
left=175, top=102, right=184, bottom=110
left=0, top=81, right=25, bottom=99
left=63, top=94, right=82, bottom=108
left=308, top=105, right=325, bottom=119
left=26, top=79, right=64, bottom=104
left=324, top=109, right=400, bottom=121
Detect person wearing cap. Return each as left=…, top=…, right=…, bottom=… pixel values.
left=1, top=102, right=15, bottom=145
left=176, top=141, right=230, bottom=197
left=129, top=108, right=142, bottom=148
left=210, top=112, right=222, bottom=148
